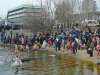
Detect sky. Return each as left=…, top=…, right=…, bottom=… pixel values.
left=0, top=0, right=41, bottom=18
left=0, top=0, right=100, bottom=18
left=96, top=0, right=100, bottom=8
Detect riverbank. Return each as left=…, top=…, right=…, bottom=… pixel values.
left=47, top=48, right=98, bottom=64
left=0, top=45, right=99, bottom=65
left=75, top=50, right=98, bottom=64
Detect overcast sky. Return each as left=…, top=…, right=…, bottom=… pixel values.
left=0, top=0, right=41, bottom=18
left=0, top=0, right=100, bottom=18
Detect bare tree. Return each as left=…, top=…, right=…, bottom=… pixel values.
left=55, top=0, right=75, bottom=28
left=22, top=6, right=53, bottom=32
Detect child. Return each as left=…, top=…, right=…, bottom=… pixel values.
left=26, top=44, right=30, bottom=56
left=20, top=44, right=24, bottom=51
left=48, top=38, right=52, bottom=48
left=66, top=40, right=72, bottom=54
left=96, top=42, right=100, bottom=58
left=15, top=44, right=19, bottom=56
left=12, top=56, right=22, bottom=74
left=88, top=42, right=94, bottom=57
left=61, top=39, right=65, bottom=51
left=33, top=42, right=39, bottom=50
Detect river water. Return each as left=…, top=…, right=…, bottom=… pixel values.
left=0, top=49, right=100, bottom=75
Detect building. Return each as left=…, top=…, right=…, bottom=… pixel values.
left=82, top=0, right=96, bottom=12
left=7, top=4, right=51, bottom=32
left=7, top=4, right=46, bottom=30
left=81, top=0, right=97, bottom=20
left=73, top=11, right=100, bottom=23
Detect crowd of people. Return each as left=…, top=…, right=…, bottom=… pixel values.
left=0, top=29, right=100, bottom=58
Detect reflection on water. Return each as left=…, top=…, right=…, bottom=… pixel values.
left=96, top=65, right=100, bottom=75
left=0, top=50, right=100, bottom=75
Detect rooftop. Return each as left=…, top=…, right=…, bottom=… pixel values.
left=8, top=4, right=42, bottom=13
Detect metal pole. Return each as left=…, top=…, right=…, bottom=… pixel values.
left=40, top=0, right=43, bottom=31
left=10, top=24, right=13, bottom=52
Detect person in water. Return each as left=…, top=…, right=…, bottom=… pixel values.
left=13, top=55, right=22, bottom=74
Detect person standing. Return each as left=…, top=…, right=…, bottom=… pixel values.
left=96, top=41, right=100, bottom=58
